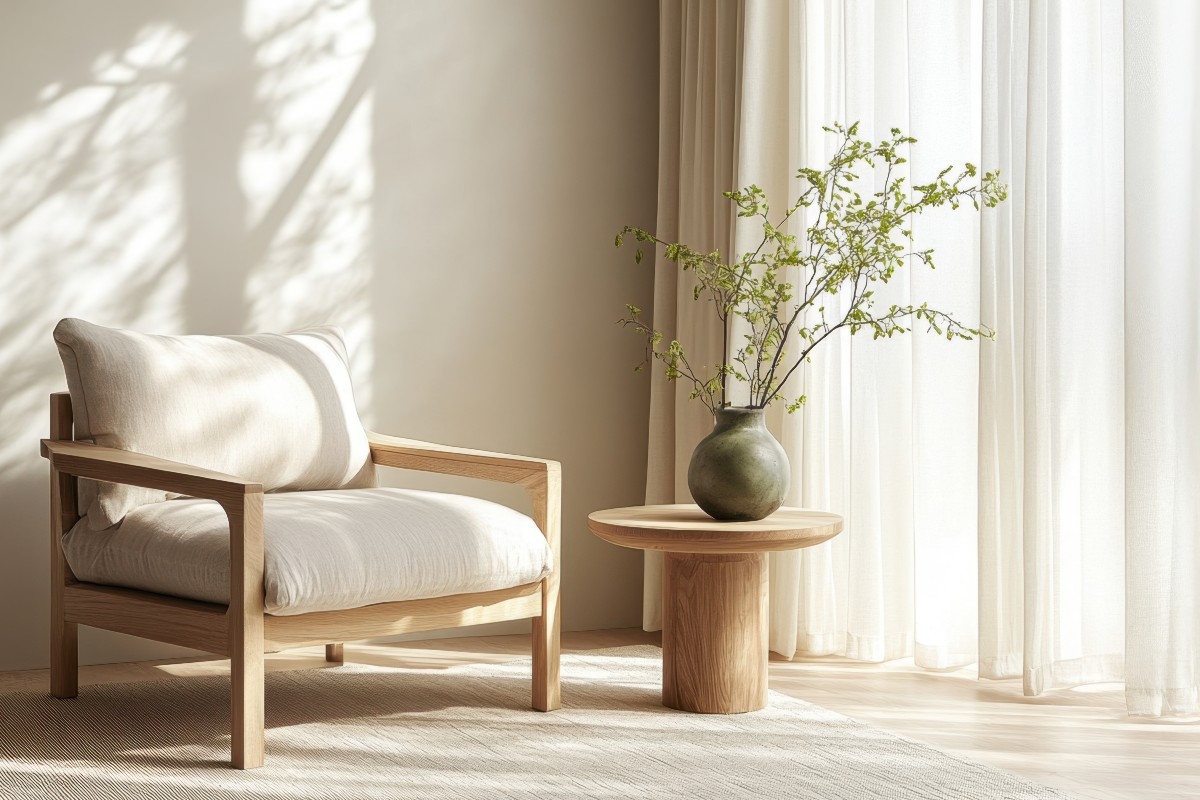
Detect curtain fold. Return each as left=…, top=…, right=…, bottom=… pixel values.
left=642, top=0, right=743, bottom=630
left=646, top=0, right=1198, bottom=716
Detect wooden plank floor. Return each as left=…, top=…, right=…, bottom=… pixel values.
left=1, top=628, right=1196, bottom=799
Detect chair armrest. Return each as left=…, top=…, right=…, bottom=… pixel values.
left=40, top=439, right=263, bottom=505
left=42, top=437, right=268, bottom=651
left=367, top=431, right=559, bottom=486
left=367, top=432, right=561, bottom=569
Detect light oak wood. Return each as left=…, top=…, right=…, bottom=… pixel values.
left=48, top=393, right=78, bottom=699
left=524, top=465, right=561, bottom=711
left=56, top=581, right=543, bottom=659
left=263, top=584, right=543, bottom=650
left=225, top=492, right=265, bottom=770
left=588, top=504, right=841, bottom=714
left=41, top=438, right=262, bottom=504
left=588, top=504, right=842, bottom=553
left=662, top=552, right=768, bottom=713
left=40, top=393, right=562, bottom=769
left=64, top=584, right=229, bottom=655
left=367, top=431, right=554, bottom=484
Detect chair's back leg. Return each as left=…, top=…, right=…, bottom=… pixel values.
left=225, top=492, right=265, bottom=769
left=49, top=393, right=79, bottom=699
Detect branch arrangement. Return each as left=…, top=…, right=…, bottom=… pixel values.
left=617, top=122, right=1008, bottom=415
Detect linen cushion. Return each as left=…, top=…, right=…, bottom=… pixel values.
left=61, top=488, right=553, bottom=615
left=53, top=318, right=375, bottom=529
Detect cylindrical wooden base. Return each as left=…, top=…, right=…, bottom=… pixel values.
left=661, top=551, right=768, bottom=714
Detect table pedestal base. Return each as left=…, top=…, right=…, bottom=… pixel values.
left=661, top=551, right=768, bottom=714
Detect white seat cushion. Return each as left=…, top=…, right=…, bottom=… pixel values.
left=62, top=488, right=553, bottom=616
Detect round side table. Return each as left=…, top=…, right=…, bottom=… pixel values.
left=588, top=504, right=842, bottom=714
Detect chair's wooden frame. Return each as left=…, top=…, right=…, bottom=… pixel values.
left=41, top=392, right=561, bottom=770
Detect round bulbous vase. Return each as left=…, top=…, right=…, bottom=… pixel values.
left=687, top=407, right=790, bottom=522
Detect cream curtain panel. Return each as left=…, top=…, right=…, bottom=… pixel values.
left=643, top=0, right=1199, bottom=717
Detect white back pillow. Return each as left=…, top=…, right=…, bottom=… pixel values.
left=54, top=319, right=376, bottom=529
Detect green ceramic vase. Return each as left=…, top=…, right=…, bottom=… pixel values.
left=687, top=407, right=789, bottom=521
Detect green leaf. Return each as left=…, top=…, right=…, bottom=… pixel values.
left=613, top=120, right=1008, bottom=412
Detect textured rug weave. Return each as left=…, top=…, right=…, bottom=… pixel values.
left=0, top=646, right=1072, bottom=799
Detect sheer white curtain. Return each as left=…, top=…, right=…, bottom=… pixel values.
left=763, top=0, right=992, bottom=671
left=977, top=0, right=1127, bottom=693
left=644, top=0, right=1199, bottom=716
left=1123, top=1, right=1200, bottom=717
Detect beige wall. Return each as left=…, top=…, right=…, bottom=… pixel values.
left=0, top=0, right=658, bottom=670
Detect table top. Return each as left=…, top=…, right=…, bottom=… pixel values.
left=587, top=504, right=843, bottom=554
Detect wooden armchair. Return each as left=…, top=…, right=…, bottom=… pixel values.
left=41, top=324, right=560, bottom=771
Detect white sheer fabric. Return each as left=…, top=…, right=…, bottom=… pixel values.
left=645, top=0, right=1198, bottom=716
left=1122, top=0, right=1200, bottom=717
left=768, top=0, right=992, bottom=670
left=978, top=0, right=1127, bottom=694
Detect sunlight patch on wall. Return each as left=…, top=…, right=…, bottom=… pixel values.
left=0, top=23, right=191, bottom=478
left=241, top=0, right=376, bottom=420
left=91, top=24, right=190, bottom=84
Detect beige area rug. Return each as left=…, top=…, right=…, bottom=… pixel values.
left=0, top=646, right=1072, bottom=799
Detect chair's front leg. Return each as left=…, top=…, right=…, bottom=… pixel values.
left=49, top=464, right=78, bottom=699
left=224, top=492, right=265, bottom=769
left=524, top=466, right=561, bottom=712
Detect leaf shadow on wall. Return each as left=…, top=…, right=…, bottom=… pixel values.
left=0, top=0, right=377, bottom=669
